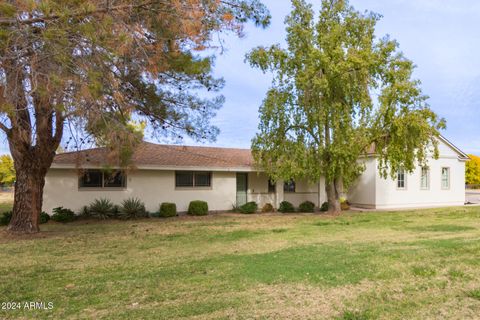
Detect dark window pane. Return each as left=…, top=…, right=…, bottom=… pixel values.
left=104, top=171, right=125, bottom=188
left=79, top=170, right=102, bottom=188
left=284, top=180, right=295, bottom=193
left=194, top=172, right=211, bottom=187
left=268, top=179, right=276, bottom=193
left=176, top=172, right=194, bottom=187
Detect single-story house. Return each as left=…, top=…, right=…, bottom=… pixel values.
left=43, top=135, right=469, bottom=214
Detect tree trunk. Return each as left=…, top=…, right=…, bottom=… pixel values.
left=7, top=162, right=47, bottom=233
left=326, top=178, right=341, bottom=214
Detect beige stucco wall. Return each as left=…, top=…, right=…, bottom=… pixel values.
left=246, top=172, right=325, bottom=209
left=348, top=140, right=466, bottom=209
left=247, top=172, right=276, bottom=208
left=284, top=178, right=324, bottom=207
left=43, top=169, right=237, bottom=214
left=348, top=158, right=377, bottom=208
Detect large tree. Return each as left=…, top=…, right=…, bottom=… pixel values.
left=0, top=0, right=270, bottom=233
left=247, top=0, right=445, bottom=213
left=466, top=154, right=480, bottom=186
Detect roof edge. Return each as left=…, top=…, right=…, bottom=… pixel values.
left=438, top=135, right=470, bottom=160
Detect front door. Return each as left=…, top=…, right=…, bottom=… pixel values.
left=236, top=173, right=248, bottom=206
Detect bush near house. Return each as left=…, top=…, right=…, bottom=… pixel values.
left=119, top=198, right=148, bottom=219
left=262, top=203, right=274, bottom=213
left=40, top=211, right=50, bottom=224
left=0, top=211, right=12, bottom=225
left=1, top=211, right=50, bottom=225
left=299, top=201, right=315, bottom=213
left=278, top=201, right=295, bottom=213
left=51, top=207, right=76, bottom=223
left=188, top=200, right=208, bottom=216
left=239, top=201, right=258, bottom=214
left=89, top=198, right=117, bottom=219
left=159, top=203, right=177, bottom=218
left=320, top=202, right=329, bottom=212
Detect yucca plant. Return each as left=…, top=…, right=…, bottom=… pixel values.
left=89, top=198, right=116, bottom=219
left=119, top=198, right=147, bottom=219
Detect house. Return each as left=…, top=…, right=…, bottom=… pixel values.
left=348, top=135, right=469, bottom=209
left=43, top=135, right=468, bottom=214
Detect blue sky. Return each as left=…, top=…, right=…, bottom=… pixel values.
left=184, top=0, right=480, bottom=154
left=1, top=0, right=478, bottom=155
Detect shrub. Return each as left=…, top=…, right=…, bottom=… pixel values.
left=159, top=202, right=177, bottom=218
left=239, top=201, right=258, bottom=214
left=39, top=211, right=50, bottom=224
left=188, top=200, right=208, bottom=216
left=1, top=211, right=50, bottom=225
left=262, top=203, right=274, bottom=213
left=149, top=211, right=160, bottom=218
left=51, top=207, right=76, bottom=223
left=299, top=201, right=315, bottom=213
left=89, top=198, right=116, bottom=219
left=119, top=198, right=148, bottom=219
left=278, top=201, right=295, bottom=213
left=320, top=202, right=329, bottom=212
left=78, top=205, right=91, bottom=219
left=0, top=211, right=12, bottom=226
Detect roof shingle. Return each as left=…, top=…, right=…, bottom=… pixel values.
left=52, top=142, right=254, bottom=169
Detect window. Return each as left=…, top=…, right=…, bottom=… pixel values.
left=397, top=169, right=406, bottom=189
left=79, top=170, right=102, bottom=188
left=79, top=170, right=126, bottom=189
left=268, top=179, right=276, bottom=193
left=104, top=170, right=126, bottom=188
left=194, top=172, right=211, bottom=187
left=284, top=180, right=296, bottom=193
left=420, top=167, right=430, bottom=190
left=175, top=171, right=212, bottom=188
left=441, top=167, right=450, bottom=189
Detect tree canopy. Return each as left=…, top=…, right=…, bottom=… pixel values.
left=466, top=154, right=480, bottom=185
left=247, top=0, right=445, bottom=212
left=0, top=154, right=15, bottom=186
left=0, top=0, right=270, bottom=233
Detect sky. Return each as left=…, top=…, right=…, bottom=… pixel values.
left=182, top=0, right=480, bottom=154
left=1, top=0, right=479, bottom=155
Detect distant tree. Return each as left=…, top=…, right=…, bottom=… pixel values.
left=247, top=0, right=445, bottom=213
left=466, top=154, right=480, bottom=185
left=0, top=0, right=270, bottom=233
left=0, top=155, right=15, bottom=187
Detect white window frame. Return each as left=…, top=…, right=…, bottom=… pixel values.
left=441, top=167, right=450, bottom=190
left=397, top=168, right=407, bottom=190
left=420, top=167, right=430, bottom=190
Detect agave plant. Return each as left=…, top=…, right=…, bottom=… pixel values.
left=119, top=198, right=147, bottom=219
left=89, top=198, right=116, bottom=219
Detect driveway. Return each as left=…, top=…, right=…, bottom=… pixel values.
left=466, top=190, right=480, bottom=204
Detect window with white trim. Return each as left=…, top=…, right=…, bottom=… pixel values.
left=420, top=167, right=430, bottom=190
left=441, top=167, right=450, bottom=189
left=397, top=168, right=406, bottom=189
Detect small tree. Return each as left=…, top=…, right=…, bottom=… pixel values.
left=0, top=155, right=15, bottom=187
left=0, top=0, right=270, bottom=233
left=247, top=0, right=444, bottom=213
left=466, top=154, right=480, bottom=186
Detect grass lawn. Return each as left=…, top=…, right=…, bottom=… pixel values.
left=1, top=206, right=480, bottom=319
